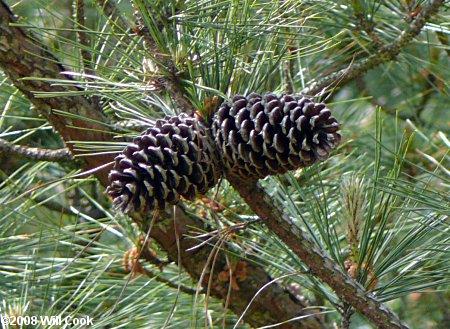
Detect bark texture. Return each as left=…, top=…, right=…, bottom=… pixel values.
left=0, top=2, right=112, bottom=184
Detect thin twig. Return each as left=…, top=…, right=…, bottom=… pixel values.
left=132, top=3, right=196, bottom=114
left=302, top=0, right=445, bottom=96
left=227, top=174, right=410, bottom=329
left=341, top=303, right=353, bottom=329
left=0, top=138, right=74, bottom=162
left=95, top=0, right=131, bottom=31
left=140, top=247, right=171, bottom=269
left=73, top=0, right=100, bottom=109
left=142, top=267, right=199, bottom=295
left=351, top=1, right=384, bottom=49
left=73, top=0, right=93, bottom=75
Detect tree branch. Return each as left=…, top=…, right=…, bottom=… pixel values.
left=149, top=207, right=325, bottom=329
left=0, top=1, right=113, bottom=184
left=141, top=267, right=199, bottom=296
left=351, top=1, right=385, bottom=49
left=73, top=0, right=93, bottom=75
left=226, top=174, right=410, bottom=329
left=132, top=2, right=196, bottom=114
left=95, top=0, right=131, bottom=31
left=0, top=2, right=324, bottom=328
left=0, top=138, right=74, bottom=162
left=302, top=0, right=445, bottom=96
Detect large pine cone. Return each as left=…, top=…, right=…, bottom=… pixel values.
left=107, top=114, right=220, bottom=213
left=212, top=93, right=341, bottom=178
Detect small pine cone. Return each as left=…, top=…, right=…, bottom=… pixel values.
left=107, top=114, right=220, bottom=213
left=212, top=93, right=341, bottom=178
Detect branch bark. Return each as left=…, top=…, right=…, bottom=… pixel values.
left=0, top=138, right=73, bottom=162
left=150, top=207, right=326, bottom=329
left=227, top=175, right=410, bottom=329
left=0, top=1, right=112, bottom=184
left=301, top=0, right=445, bottom=96
left=0, top=2, right=324, bottom=328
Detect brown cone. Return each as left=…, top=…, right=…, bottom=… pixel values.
left=212, top=93, right=341, bottom=178
left=107, top=114, right=220, bottom=213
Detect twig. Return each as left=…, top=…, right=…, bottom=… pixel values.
left=73, top=0, right=100, bottom=109
left=142, top=267, right=199, bottom=295
left=95, top=0, right=131, bottom=31
left=341, top=303, right=354, bottom=329
left=73, top=0, right=93, bottom=75
left=132, top=3, right=196, bottom=114
left=302, top=0, right=445, bottom=96
left=0, top=138, right=74, bottom=162
left=226, top=174, right=410, bottom=329
left=0, top=1, right=114, bottom=184
left=351, top=1, right=384, bottom=49
left=140, top=247, right=170, bottom=269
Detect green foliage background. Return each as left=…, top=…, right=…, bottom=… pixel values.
left=0, top=0, right=449, bottom=328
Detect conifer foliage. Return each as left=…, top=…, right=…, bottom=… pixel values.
left=0, top=0, right=448, bottom=328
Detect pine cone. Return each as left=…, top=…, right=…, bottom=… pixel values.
left=212, top=93, right=341, bottom=178
left=107, top=114, right=220, bottom=213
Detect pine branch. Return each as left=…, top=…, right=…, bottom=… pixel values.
left=302, top=0, right=445, bottom=96
left=132, top=2, right=196, bottom=114
left=0, top=1, right=113, bottom=184
left=95, top=0, right=131, bottom=31
left=0, top=138, right=74, bottom=162
left=73, top=0, right=101, bottom=110
left=0, top=3, right=324, bottom=328
left=149, top=207, right=325, bottom=329
left=351, top=1, right=385, bottom=49
left=73, top=0, right=93, bottom=75
left=142, top=267, right=198, bottom=296
left=226, top=174, right=410, bottom=329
